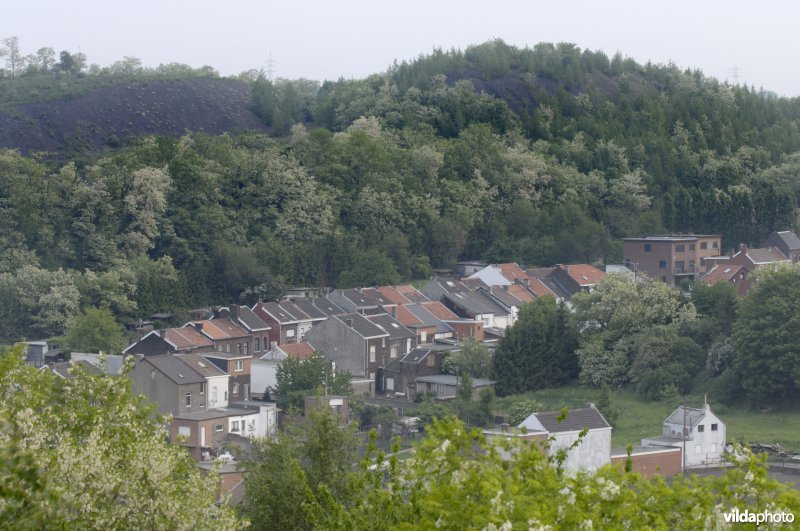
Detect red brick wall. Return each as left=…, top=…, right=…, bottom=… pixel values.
left=611, top=448, right=682, bottom=478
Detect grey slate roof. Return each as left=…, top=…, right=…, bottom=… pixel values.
left=664, top=406, right=706, bottom=427
left=444, top=291, right=508, bottom=316
left=338, top=288, right=383, bottom=309
left=338, top=313, right=389, bottom=339
left=50, top=360, right=103, bottom=379
left=366, top=313, right=416, bottom=340
left=774, top=230, right=800, bottom=251
left=175, top=353, right=227, bottom=377
left=291, top=298, right=328, bottom=320
left=259, top=301, right=301, bottom=324
left=235, top=305, right=271, bottom=331
left=526, top=407, right=611, bottom=433
left=145, top=355, right=205, bottom=385
left=312, top=297, right=345, bottom=317
left=404, top=304, right=453, bottom=334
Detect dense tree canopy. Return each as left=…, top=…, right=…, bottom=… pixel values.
left=0, top=344, right=240, bottom=528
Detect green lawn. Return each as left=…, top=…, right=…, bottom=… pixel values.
left=496, top=386, right=800, bottom=451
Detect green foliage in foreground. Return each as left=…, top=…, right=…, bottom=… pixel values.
left=0, top=344, right=241, bottom=529
left=242, top=414, right=800, bottom=529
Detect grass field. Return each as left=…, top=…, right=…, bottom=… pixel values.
left=496, top=386, right=800, bottom=451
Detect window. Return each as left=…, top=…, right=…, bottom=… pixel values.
left=178, top=426, right=191, bottom=437
left=644, top=244, right=652, bottom=252
left=406, top=338, right=412, bottom=353
left=675, top=260, right=685, bottom=270
left=658, top=260, right=666, bottom=268
left=701, top=242, right=708, bottom=250
left=243, top=342, right=248, bottom=355
left=675, top=244, right=685, bottom=252
left=695, top=444, right=702, bottom=455
left=237, top=343, right=242, bottom=355
left=231, top=420, right=240, bottom=433
left=421, top=331, right=428, bottom=343
left=254, top=337, right=260, bottom=352
left=226, top=344, right=230, bottom=353
left=381, top=338, right=386, bottom=348
left=712, top=241, right=719, bottom=249
left=689, top=260, right=695, bottom=269
left=215, top=424, right=224, bottom=432
left=185, top=392, right=192, bottom=407
left=700, top=258, right=706, bottom=266
left=233, top=382, right=239, bottom=396
left=369, top=345, right=376, bottom=363
left=689, top=244, right=695, bottom=251
left=150, top=370, right=156, bottom=381
left=711, top=423, right=718, bottom=431
left=286, top=328, right=296, bottom=339
left=697, top=424, right=704, bottom=432
left=200, top=382, right=205, bottom=395
left=235, top=359, right=244, bottom=372
left=386, top=377, right=395, bottom=391
left=390, top=345, right=398, bottom=358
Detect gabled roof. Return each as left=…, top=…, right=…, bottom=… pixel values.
left=277, top=342, right=316, bottom=361
left=336, top=288, right=384, bottom=309
left=290, top=298, right=328, bottom=321
left=520, top=407, right=611, bottom=433
left=144, top=355, right=205, bottom=385
left=50, top=360, right=103, bottom=379
left=366, top=313, right=416, bottom=340
left=485, top=286, right=526, bottom=308
left=163, top=327, right=214, bottom=349
left=311, top=297, right=345, bottom=317
left=557, top=264, right=606, bottom=287
left=496, top=262, right=529, bottom=282
left=665, top=406, right=707, bottom=428
left=176, top=353, right=227, bottom=378
left=419, top=301, right=460, bottom=320
left=526, top=267, right=557, bottom=279
left=337, top=313, right=389, bottom=339
left=404, top=304, right=454, bottom=334
left=394, top=284, right=430, bottom=303
left=254, top=302, right=302, bottom=324
left=444, top=291, right=507, bottom=317
left=702, top=264, right=745, bottom=284
left=505, top=283, right=537, bottom=302
left=190, top=319, right=249, bottom=340
left=232, top=305, right=271, bottom=331
left=361, top=287, right=396, bottom=306
left=394, top=304, right=425, bottom=327
left=376, top=286, right=412, bottom=305
left=773, top=230, right=800, bottom=251
left=746, top=247, right=789, bottom=264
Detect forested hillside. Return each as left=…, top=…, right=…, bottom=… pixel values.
left=2, top=39, right=800, bottom=344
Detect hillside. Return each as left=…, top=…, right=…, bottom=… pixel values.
left=0, top=77, right=268, bottom=154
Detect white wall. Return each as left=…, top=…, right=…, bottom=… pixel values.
left=549, top=428, right=612, bottom=473
left=207, top=375, right=230, bottom=408
left=686, top=411, right=726, bottom=466
left=251, top=359, right=280, bottom=398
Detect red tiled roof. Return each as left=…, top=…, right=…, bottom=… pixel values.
left=702, top=265, right=745, bottom=284
left=164, top=327, right=214, bottom=350
left=506, top=283, right=536, bottom=302
left=420, top=301, right=459, bottom=320
left=394, top=284, right=429, bottom=302
left=497, top=263, right=529, bottom=282
left=279, top=342, right=316, bottom=361
left=395, top=305, right=424, bottom=326
left=559, top=264, right=606, bottom=286
left=377, top=286, right=411, bottom=305
left=192, top=319, right=249, bottom=340
left=526, top=278, right=556, bottom=298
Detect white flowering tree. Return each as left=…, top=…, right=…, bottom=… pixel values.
left=0, top=345, right=241, bottom=529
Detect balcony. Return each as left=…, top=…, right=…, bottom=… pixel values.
left=673, top=266, right=697, bottom=275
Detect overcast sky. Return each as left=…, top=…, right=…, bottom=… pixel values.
left=5, top=1, right=800, bottom=96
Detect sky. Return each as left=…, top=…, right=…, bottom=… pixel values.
left=5, top=1, right=800, bottom=97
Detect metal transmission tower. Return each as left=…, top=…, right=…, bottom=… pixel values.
left=728, top=65, right=742, bottom=86
left=265, top=51, right=276, bottom=81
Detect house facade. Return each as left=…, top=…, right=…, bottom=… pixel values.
left=622, top=234, right=722, bottom=286
left=641, top=402, right=726, bottom=468
left=130, top=355, right=216, bottom=416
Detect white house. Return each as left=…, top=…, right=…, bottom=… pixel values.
left=519, top=406, right=612, bottom=473
left=641, top=402, right=726, bottom=468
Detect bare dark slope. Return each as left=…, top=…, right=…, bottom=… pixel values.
left=0, top=78, right=268, bottom=154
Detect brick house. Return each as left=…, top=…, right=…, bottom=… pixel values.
left=252, top=301, right=315, bottom=346
left=622, top=234, right=722, bottom=286
left=122, top=327, right=214, bottom=357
